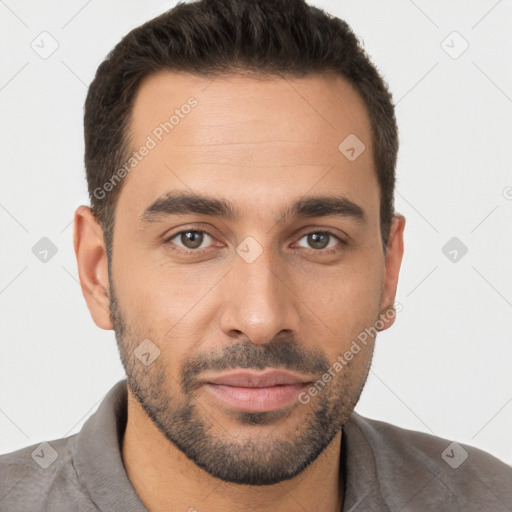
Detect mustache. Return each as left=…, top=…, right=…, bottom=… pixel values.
left=180, top=338, right=329, bottom=395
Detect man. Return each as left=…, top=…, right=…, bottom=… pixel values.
left=1, top=0, right=510, bottom=510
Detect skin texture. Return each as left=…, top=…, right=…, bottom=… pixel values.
left=74, top=70, right=405, bottom=512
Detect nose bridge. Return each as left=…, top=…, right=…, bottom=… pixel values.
left=219, top=239, right=297, bottom=344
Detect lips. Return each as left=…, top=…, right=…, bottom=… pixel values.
left=202, top=369, right=314, bottom=412
left=204, top=369, right=313, bottom=387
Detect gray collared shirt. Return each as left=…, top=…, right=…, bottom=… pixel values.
left=1, top=379, right=511, bottom=511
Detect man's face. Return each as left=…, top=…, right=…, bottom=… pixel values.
left=103, top=71, right=402, bottom=485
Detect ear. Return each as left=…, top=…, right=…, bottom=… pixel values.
left=73, top=206, right=113, bottom=330
left=378, top=214, right=405, bottom=331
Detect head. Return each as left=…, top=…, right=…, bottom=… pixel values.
left=74, top=0, right=404, bottom=486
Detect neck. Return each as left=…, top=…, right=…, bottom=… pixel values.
left=122, top=391, right=344, bottom=512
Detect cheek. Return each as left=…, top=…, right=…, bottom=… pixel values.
left=326, top=306, right=379, bottom=395
left=299, top=260, right=383, bottom=327
left=113, top=247, right=197, bottom=324
left=296, top=262, right=383, bottom=372
left=318, top=307, right=379, bottom=378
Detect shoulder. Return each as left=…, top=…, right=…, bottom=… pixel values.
left=345, top=411, right=512, bottom=511
left=0, top=435, right=97, bottom=512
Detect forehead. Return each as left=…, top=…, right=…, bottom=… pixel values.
left=118, top=70, right=377, bottom=223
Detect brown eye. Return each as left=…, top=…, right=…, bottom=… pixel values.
left=168, top=230, right=214, bottom=251
left=307, top=233, right=329, bottom=249
left=296, top=231, right=341, bottom=251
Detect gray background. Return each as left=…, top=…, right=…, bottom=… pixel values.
left=1, top=0, right=511, bottom=465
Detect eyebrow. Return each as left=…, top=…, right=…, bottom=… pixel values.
left=138, top=191, right=366, bottom=226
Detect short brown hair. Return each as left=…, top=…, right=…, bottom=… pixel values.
left=84, top=0, right=398, bottom=261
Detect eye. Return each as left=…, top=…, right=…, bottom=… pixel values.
left=295, top=231, right=343, bottom=252
left=166, top=230, right=215, bottom=252
left=164, top=228, right=345, bottom=256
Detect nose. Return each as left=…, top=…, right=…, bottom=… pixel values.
left=218, top=245, right=300, bottom=345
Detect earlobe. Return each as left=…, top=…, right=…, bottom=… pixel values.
left=73, top=205, right=113, bottom=330
left=378, top=214, right=406, bottom=331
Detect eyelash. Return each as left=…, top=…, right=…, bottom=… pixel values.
left=164, top=228, right=346, bottom=256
